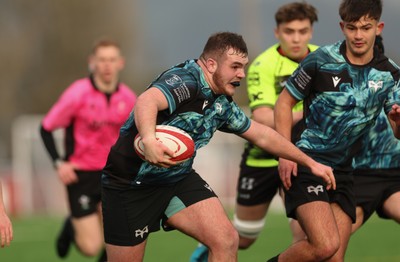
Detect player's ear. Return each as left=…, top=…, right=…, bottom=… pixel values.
left=273, top=27, right=279, bottom=40
left=339, top=21, right=345, bottom=32
left=206, top=58, right=217, bottom=73
left=376, top=21, right=385, bottom=35
left=118, top=57, right=126, bottom=70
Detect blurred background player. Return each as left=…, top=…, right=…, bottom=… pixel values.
left=352, top=35, right=400, bottom=233
left=0, top=181, right=13, bottom=248
left=190, top=2, right=318, bottom=260
left=40, top=38, right=137, bottom=261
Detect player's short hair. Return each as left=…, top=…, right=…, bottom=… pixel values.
left=91, top=38, right=121, bottom=55
left=200, top=32, right=248, bottom=61
left=339, top=0, right=382, bottom=22
left=275, top=1, right=318, bottom=26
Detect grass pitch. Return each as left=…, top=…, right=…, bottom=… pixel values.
left=0, top=212, right=399, bottom=261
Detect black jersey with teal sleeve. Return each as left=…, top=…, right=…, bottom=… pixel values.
left=285, top=41, right=400, bottom=171
left=353, top=110, right=400, bottom=170
left=102, top=60, right=251, bottom=188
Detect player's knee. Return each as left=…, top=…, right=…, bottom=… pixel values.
left=233, top=214, right=265, bottom=249
left=312, top=235, right=340, bottom=261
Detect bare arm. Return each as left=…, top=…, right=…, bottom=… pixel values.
left=0, top=182, right=13, bottom=248
left=252, top=105, right=303, bottom=129
left=274, top=89, right=334, bottom=190
left=240, top=120, right=335, bottom=190
left=134, top=87, right=175, bottom=167
left=274, top=89, right=297, bottom=139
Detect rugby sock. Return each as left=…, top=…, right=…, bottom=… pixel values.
left=56, top=216, right=74, bottom=258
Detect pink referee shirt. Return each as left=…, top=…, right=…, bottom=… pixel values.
left=42, top=77, right=136, bottom=170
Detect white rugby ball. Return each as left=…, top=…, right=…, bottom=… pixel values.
left=134, top=125, right=195, bottom=162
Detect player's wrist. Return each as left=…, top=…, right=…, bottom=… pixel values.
left=53, top=159, right=65, bottom=169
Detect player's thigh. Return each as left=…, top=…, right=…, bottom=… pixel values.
left=106, top=241, right=147, bottom=262
left=382, top=191, right=400, bottom=222
left=296, top=201, right=338, bottom=243
left=351, top=206, right=364, bottom=233
left=167, top=197, right=236, bottom=244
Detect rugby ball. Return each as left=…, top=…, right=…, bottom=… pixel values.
left=134, top=125, right=195, bottom=162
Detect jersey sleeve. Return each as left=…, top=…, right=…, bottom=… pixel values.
left=285, top=51, right=319, bottom=101
left=42, top=83, right=81, bottom=131
left=219, top=101, right=251, bottom=134
left=151, top=71, right=199, bottom=114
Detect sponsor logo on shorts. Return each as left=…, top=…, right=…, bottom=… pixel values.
left=78, top=195, right=90, bottom=210
left=240, top=177, right=255, bottom=190
left=204, top=183, right=213, bottom=192
left=307, top=185, right=324, bottom=195
left=135, top=225, right=149, bottom=239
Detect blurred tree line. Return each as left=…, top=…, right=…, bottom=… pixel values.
left=0, top=0, right=150, bottom=160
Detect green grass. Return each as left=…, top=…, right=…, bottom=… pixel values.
left=0, top=212, right=399, bottom=261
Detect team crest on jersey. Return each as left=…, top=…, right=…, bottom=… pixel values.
left=215, top=103, right=223, bottom=114
left=368, top=81, right=383, bottom=91
left=166, top=74, right=183, bottom=86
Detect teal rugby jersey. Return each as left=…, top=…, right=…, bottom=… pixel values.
left=285, top=40, right=400, bottom=171
left=353, top=110, right=400, bottom=170
left=244, top=43, right=318, bottom=167
left=102, top=59, right=251, bottom=188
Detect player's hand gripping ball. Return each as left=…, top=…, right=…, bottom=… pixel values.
left=134, top=125, right=195, bottom=162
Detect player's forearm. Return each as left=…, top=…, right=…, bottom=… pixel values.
left=0, top=183, right=6, bottom=213
left=255, top=125, right=313, bottom=167
left=39, top=125, right=60, bottom=162
left=274, top=105, right=293, bottom=140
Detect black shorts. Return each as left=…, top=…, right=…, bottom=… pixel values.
left=66, top=170, right=102, bottom=218
left=284, top=167, right=356, bottom=223
left=102, top=171, right=217, bottom=246
left=236, top=165, right=280, bottom=206
left=354, top=168, right=400, bottom=223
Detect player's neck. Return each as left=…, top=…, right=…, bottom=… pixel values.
left=93, top=75, right=118, bottom=94
left=346, top=48, right=374, bottom=66
left=197, top=59, right=217, bottom=93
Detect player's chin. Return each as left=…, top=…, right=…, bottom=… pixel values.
left=225, top=86, right=236, bottom=96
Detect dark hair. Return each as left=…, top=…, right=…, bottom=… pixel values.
left=200, top=32, right=248, bottom=60
left=91, top=38, right=121, bottom=55
left=339, top=0, right=382, bottom=22
left=275, top=1, right=318, bottom=26
left=375, top=35, right=385, bottom=54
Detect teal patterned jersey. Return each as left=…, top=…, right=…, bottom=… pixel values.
left=285, top=41, right=400, bottom=171
left=102, top=59, right=251, bottom=188
left=353, top=110, right=400, bottom=169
